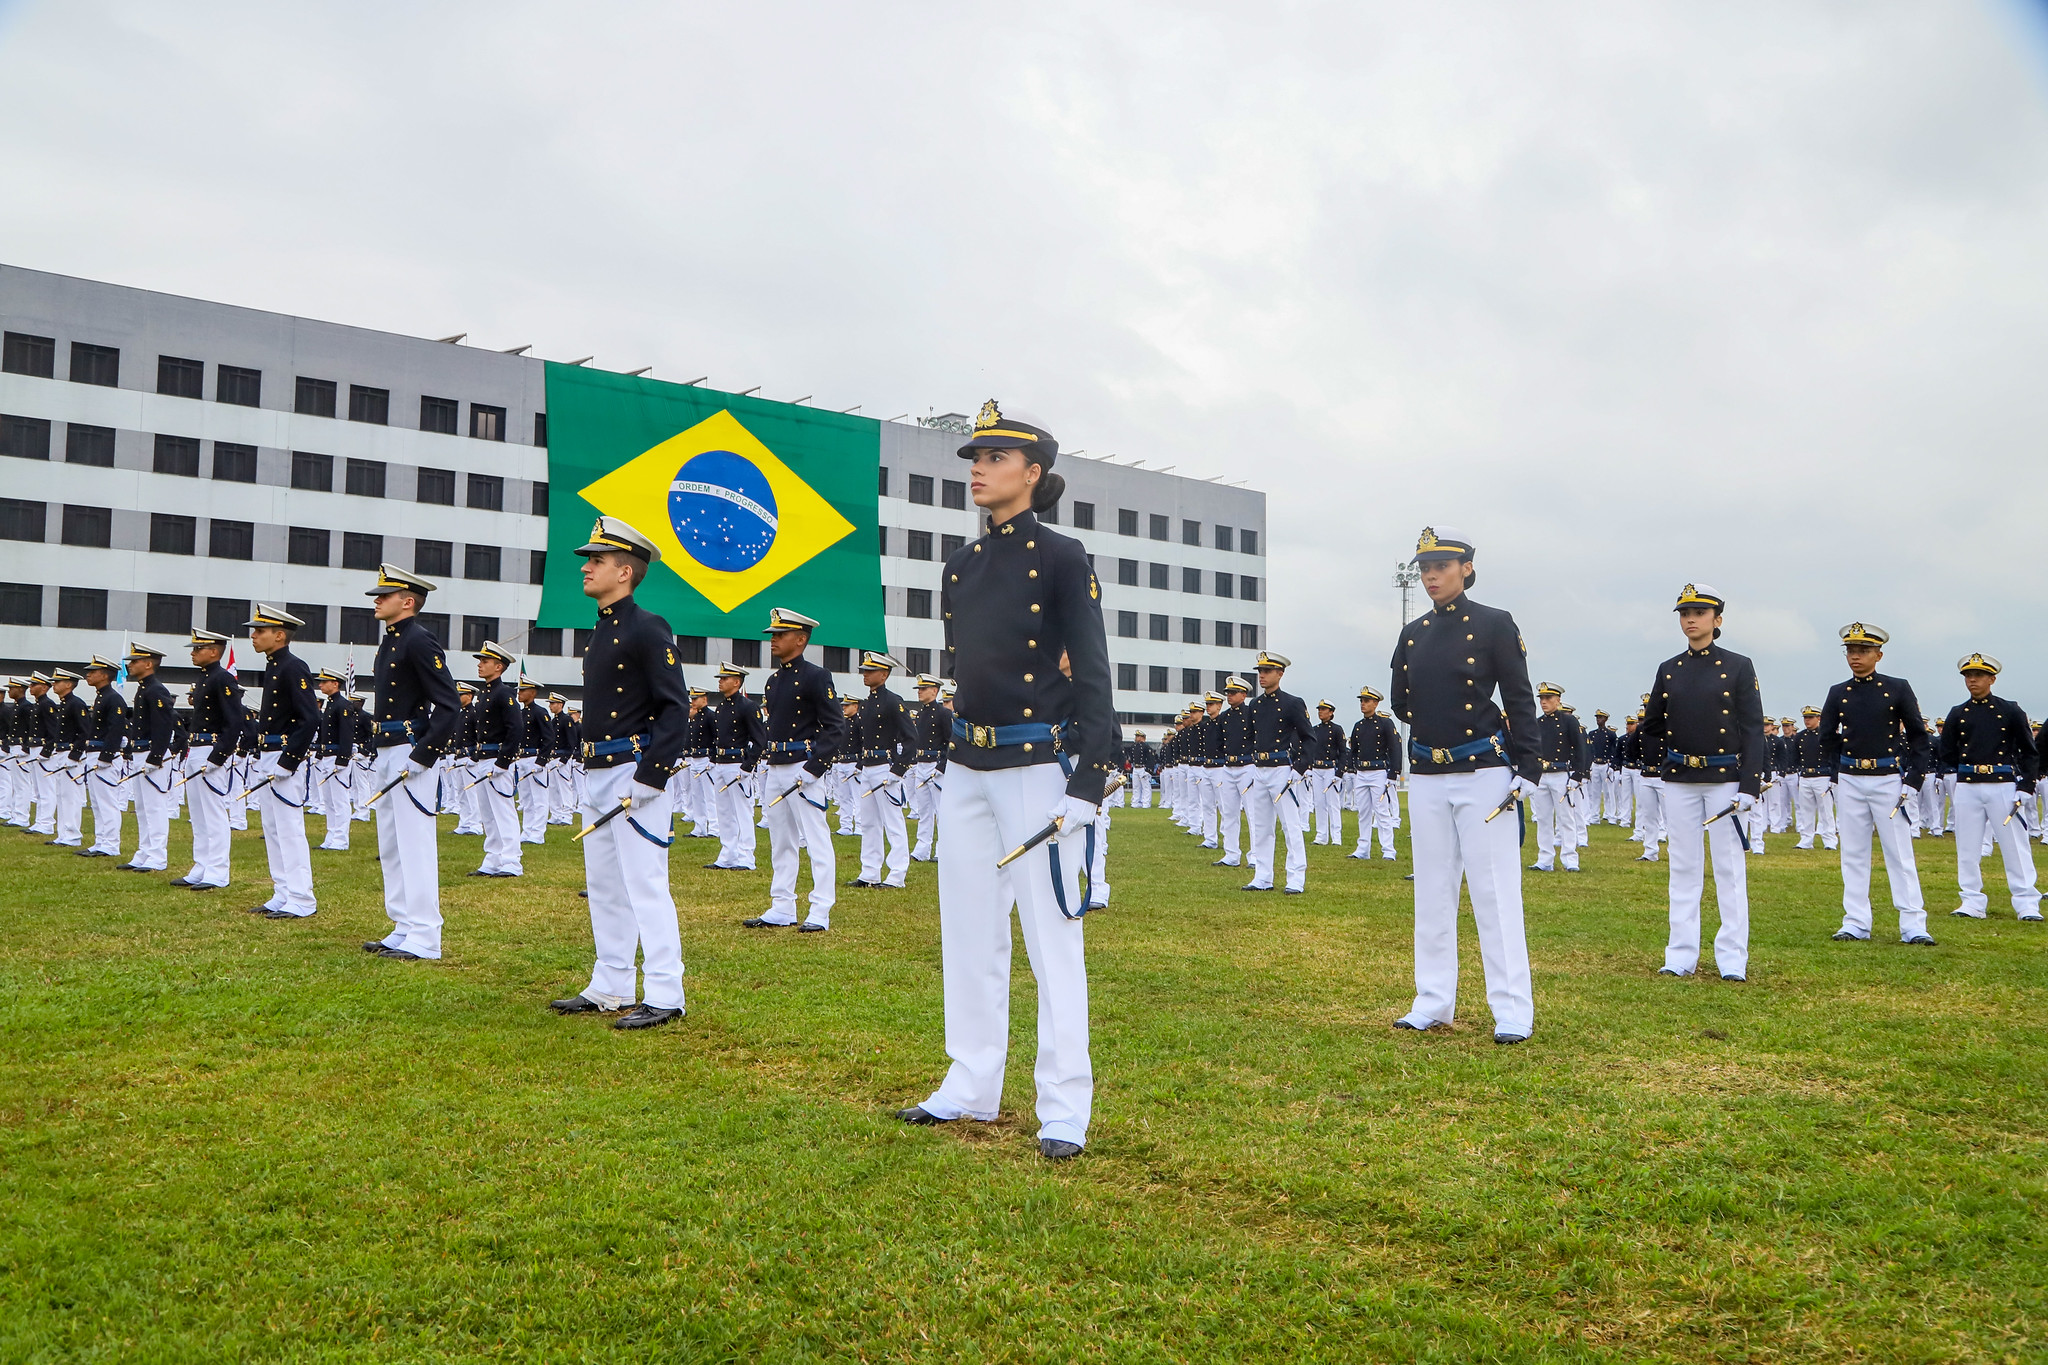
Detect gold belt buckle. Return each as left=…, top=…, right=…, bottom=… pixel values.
left=1857, top=758, right=1873, bottom=770
left=1430, top=747, right=1451, bottom=764
left=581, top=741, right=595, bottom=760
left=970, top=724, right=995, bottom=749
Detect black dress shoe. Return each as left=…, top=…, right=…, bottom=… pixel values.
left=896, top=1105, right=952, bottom=1125
left=549, top=994, right=607, bottom=1014
left=1904, top=934, right=1937, bottom=946
left=378, top=947, right=425, bottom=960
left=1494, top=1032, right=1529, bottom=1045
left=797, top=922, right=828, bottom=933
left=741, top=916, right=791, bottom=928
left=577, top=890, right=588, bottom=898
left=187, top=882, right=218, bottom=892
left=244, top=904, right=272, bottom=915
left=1283, top=888, right=1304, bottom=895
left=362, top=940, right=390, bottom=953
left=1040, top=1139, right=1083, bottom=1161
left=613, top=1004, right=684, bottom=1030
left=845, top=878, right=879, bottom=888
left=1830, top=930, right=1865, bottom=942
left=168, top=877, right=195, bottom=887
left=466, top=869, right=490, bottom=877
left=260, top=908, right=305, bottom=919
left=1720, top=973, right=1746, bottom=982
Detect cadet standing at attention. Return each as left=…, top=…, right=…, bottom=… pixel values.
left=1818, top=623, right=1935, bottom=945
left=174, top=630, right=245, bottom=890
left=744, top=608, right=848, bottom=931
left=77, top=655, right=131, bottom=859
left=468, top=642, right=525, bottom=878
left=118, top=643, right=177, bottom=873
left=896, top=401, right=1116, bottom=1161
left=1347, top=686, right=1402, bottom=861
left=702, top=661, right=765, bottom=870
left=1242, top=653, right=1315, bottom=894
left=848, top=650, right=916, bottom=890
left=242, top=606, right=322, bottom=920
left=1527, top=682, right=1582, bottom=874
left=45, top=668, right=90, bottom=848
left=1938, top=653, right=2042, bottom=922
left=313, top=670, right=356, bottom=851
left=548, top=517, right=693, bottom=1028
left=908, top=674, right=949, bottom=860
left=1306, top=700, right=1347, bottom=845
left=1388, top=526, right=1540, bottom=1044
left=361, top=565, right=460, bottom=961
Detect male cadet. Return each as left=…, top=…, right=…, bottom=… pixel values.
left=1242, top=652, right=1316, bottom=894
left=744, top=608, right=849, bottom=931
left=1791, top=706, right=1838, bottom=850
left=1348, top=685, right=1401, bottom=860
left=1306, top=699, right=1348, bottom=845
left=546, top=694, right=576, bottom=825
left=1818, top=623, right=1935, bottom=944
left=117, top=644, right=178, bottom=872
left=1125, top=730, right=1156, bottom=809
left=515, top=675, right=553, bottom=846
left=77, top=655, right=131, bottom=858
left=908, top=673, right=948, bottom=859
left=705, top=660, right=766, bottom=871
left=846, top=650, right=916, bottom=890
left=1560, top=704, right=1592, bottom=850
left=313, top=670, right=356, bottom=850
left=42, top=667, right=90, bottom=847
left=1586, top=710, right=1618, bottom=823
left=1615, top=714, right=1640, bottom=835
left=21, top=673, right=58, bottom=834
left=173, top=629, right=246, bottom=890
left=1528, top=683, right=1584, bottom=873
left=831, top=693, right=862, bottom=838
left=1389, top=526, right=1539, bottom=1043
left=359, top=565, right=460, bottom=959
left=241, top=606, right=321, bottom=919
left=1630, top=694, right=1669, bottom=859
left=1210, top=682, right=1249, bottom=863
left=1939, top=653, right=2042, bottom=922
left=1639, top=584, right=1766, bottom=981
left=1923, top=717, right=1951, bottom=836
left=0, top=678, right=19, bottom=826
left=468, top=642, right=525, bottom=877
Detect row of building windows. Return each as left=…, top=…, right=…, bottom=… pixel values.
left=873, top=524, right=1260, bottom=601
left=1115, top=665, right=1270, bottom=696
left=1, top=330, right=543, bottom=444
left=1115, top=614, right=1261, bottom=649
left=877, top=464, right=1259, bottom=554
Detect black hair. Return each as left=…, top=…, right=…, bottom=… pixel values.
left=1029, top=467, right=1065, bottom=516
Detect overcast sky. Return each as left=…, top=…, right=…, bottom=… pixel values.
left=6, top=1, right=2048, bottom=718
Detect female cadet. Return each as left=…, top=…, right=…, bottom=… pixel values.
left=896, top=401, right=1118, bottom=1161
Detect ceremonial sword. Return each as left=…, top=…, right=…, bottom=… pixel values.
left=996, top=774, right=1125, bottom=869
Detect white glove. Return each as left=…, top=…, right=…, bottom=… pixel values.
left=403, top=759, right=431, bottom=779
left=1046, top=795, right=1101, bottom=843
left=1510, top=776, right=1537, bottom=800
left=630, top=782, right=666, bottom=807
left=1736, top=792, right=1757, bottom=813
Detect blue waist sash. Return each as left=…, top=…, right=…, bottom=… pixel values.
left=1667, top=749, right=1739, bottom=771
left=582, top=735, right=649, bottom=760
left=1838, top=755, right=1899, bottom=773
left=952, top=717, right=1059, bottom=749
left=1410, top=732, right=1506, bottom=764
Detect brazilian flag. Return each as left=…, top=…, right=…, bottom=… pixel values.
left=537, top=364, right=884, bottom=648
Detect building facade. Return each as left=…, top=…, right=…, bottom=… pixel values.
left=0, top=264, right=1263, bottom=727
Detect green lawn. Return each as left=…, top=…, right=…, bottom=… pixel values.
left=2, top=799, right=2044, bottom=1363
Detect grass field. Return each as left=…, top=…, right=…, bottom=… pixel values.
left=3, top=797, right=2045, bottom=1363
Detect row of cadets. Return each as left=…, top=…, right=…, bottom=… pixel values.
left=1527, top=682, right=1588, bottom=873
left=1241, top=652, right=1315, bottom=894
left=703, top=660, right=766, bottom=872
left=0, top=675, right=42, bottom=827
left=467, top=639, right=524, bottom=877
left=1346, top=685, right=1403, bottom=861
left=847, top=650, right=916, bottom=889
left=908, top=672, right=949, bottom=860
left=742, top=608, right=848, bottom=932
left=241, top=605, right=321, bottom=919
left=1305, top=698, right=1347, bottom=844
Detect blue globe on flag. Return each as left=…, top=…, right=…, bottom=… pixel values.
left=668, top=450, right=779, bottom=572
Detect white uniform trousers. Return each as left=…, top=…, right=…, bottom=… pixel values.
left=254, top=756, right=318, bottom=916
left=710, top=764, right=757, bottom=868
left=1610, top=769, right=1635, bottom=829
left=856, top=766, right=911, bottom=887
left=1917, top=774, right=1944, bottom=834
left=85, top=759, right=127, bottom=855
left=549, top=753, right=577, bottom=823
left=1767, top=778, right=1793, bottom=833
left=1406, top=768, right=1534, bottom=1035
left=127, top=763, right=175, bottom=869
left=1350, top=770, right=1397, bottom=857
left=28, top=756, right=59, bottom=833
left=451, top=757, right=481, bottom=833
left=1795, top=775, right=1838, bottom=848
left=1529, top=772, right=1578, bottom=871
left=475, top=761, right=523, bottom=875
left=1950, top=781, right=2042, bottom=918
left=831, top=762, right=860, bottom=835
left=1187, top=769, right=1214, bottom=845
left=921, top=762, right=1091, bottom=1146
left=181, top=751, right=233, bottom=886
left=761, top=763, right=836, bottom=926
left=1633, top=775, right=1667, bottom=853
left=1087, top=804, right=1111, bottom=908
left=50, top=756, right=86, bottom=845
left=908, top=761, right=940, bottom=859
left=692, top=762, right=718, bottom=837
left=370, top=745, right=443, bottom=958
left=1215, top=766, right=1248, bottom=860
left=1661, top=781, right=1749, bottom=977
left=317, top=758, right=355, bottom=848
left=226, top=758, right=249, bottom=831
left=1245, top=765, right=1307, bottom=892
left=516, top=759, right=551, bottom=844
left=577, top=762, right=686, bottom=1011
left=1309, top=768, right=1343, bottom=843
left=1835, top=773, right=1925, bottom=939
left=0, top=750, right=20, bottom=823
left=1131, top=769, right=1152, bottom=808
left=1569, top=778, right=1590, bottom=846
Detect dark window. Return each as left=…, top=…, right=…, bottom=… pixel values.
left=1149, top=563, right=1168, bottom=590
left=462, top=616, right=497, bottom=653
left=1148, top=613, right=1169, bottom=642
left=69, top=342, right=119, bottom=387
left=0, top=498, right=46, bottom=541
left=1182, top=566, right=1200, bottom=594
left=1072, top=501, right=1095, bottom=530
left=287, top=603, right=328, bottom=643
left=416, top=467, right=455, bottom=504
left=349, top=385, right=389, bottom=425
left=0, top=581, right=40, bottom=626
left=1215, top=621, right=1234, bottom=648
left=216, top=365, right=261, bottom=407
left=906, top=588, right=933, bottom=619
left=288, top=526, right=330, bottom=566
left=414, top=539, right=453, bottom=577
left=1, top=414, right=52, bottom=460
left=470, top=404, right=506, bottom=441
left=150, top=513, right=196, bottom=555
left=529, top=549, right=547, bottom=585
left=209, top=519, right=254, bottom=560
left=1215, top=571, right=1234, bottom=598
left=1117, top=662, right=1138, bottom=691
left=339, top=607, right=379, bottom=645
left=1215, top=525, right=1234, bottom=551
left=61, top=504, right=111, bottom=548
left=730, top=639, right=761, bottom=668
left=907, top=529, right=933, bottom=561
left=877, top=527, right=888, bottom=555
left=466, top=474, right=503, bottom=511
left=3, top=332, right=55, bottom=377
left=1182, top=668, right=1202, bottom=694
left=291, top=450, right=333, bottom=492
left=295, top=376, right=337, bottom=417
left=1148, top=665, right=1168, bottom=694
left=533, top=412, right=548, bottom=447
left=904, top=647, right=931, bottom=675
left=146, top=593, right=191, bottom=635
left=1241, top=529, right=1259, bottom=556
left=157, top=355, right=204, bottom=398
left=1240, top=576, right=1258, bottom=601
left=572, top=628, right=593, bottom=658
left=878, top=466, right=889, bottom=496
left=65, top=423, right=114, bottom=466
left=942, top=479, right=967, bottom=510
left=153, top=434, right=200, bottom=476
left=343, top=531, right=383, bottom=570
left=1117, top=610, right=1138, bottom=639
left=419, top=395, right=458, bottom=434
left=675, top=635, right=706, bottom=665
left=345, top=458, right=386, bottom=498
left=1182, top=617, right=1201, bottom=644
left=531, top=481, right=548, bottom=516
left=1149, top=514, right=1169, bottom=541
left=941, top=533, right=965, bottom=559
left=823, top=645, right=851, bottom=672
left=212, top=442, right=257, bottom=482
left=464, top=544, right=501, bottom=580
left=58, top=586, right=107, bottom=630
left=1118, top=558, right=1139, bottom=587
left=908, top=474, right=934, bottom=505
left=1216, top=671, right=1233, bottom=692
left=1183, top=519, right=1201, bottom=546
left=417, top=613, right=450, bottom=647
left=528, top=625, right=564, bottom=657
left=1241, top=623, right=1259, bottom=649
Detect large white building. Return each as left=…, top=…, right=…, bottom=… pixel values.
left=0, top=264, right=1264, bottom=727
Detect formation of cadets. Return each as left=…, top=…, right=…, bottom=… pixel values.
left=7, top=423, right=2047, bottom=1156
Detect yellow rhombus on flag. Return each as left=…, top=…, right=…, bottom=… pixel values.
left=578, top=409, right=856, bottom=614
